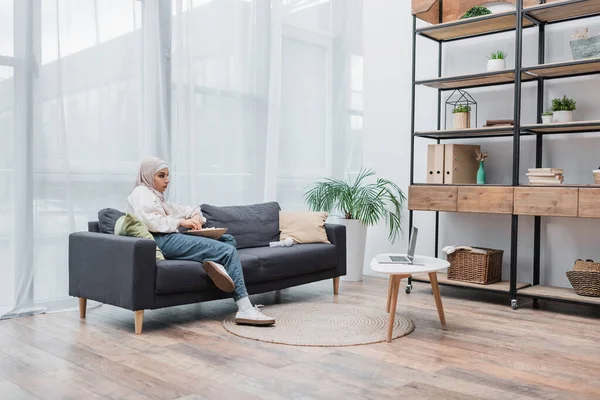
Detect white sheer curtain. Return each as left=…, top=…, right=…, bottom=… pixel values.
left=0, top=0, right=362, bottom=318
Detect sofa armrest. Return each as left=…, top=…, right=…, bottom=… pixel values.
left=325, top=223, right=346, bottom=277
left=69, top=232, right=157, bottom=311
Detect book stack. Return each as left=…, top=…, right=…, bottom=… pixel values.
left=527, top=168, right=564, bottom=185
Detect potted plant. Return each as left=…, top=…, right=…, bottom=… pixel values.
left=487, top=50, right=507, bottom=72
left=461, top=6, right=492, bottom=19
left=542, top=109, right=553, bottom=124
left=476, top=150, right=488, bottom=185
left=304, top=168, right=406, bottom=282
left=551, top=95, right=576, bottom=123
left=453, top=104, right=471, bottom=129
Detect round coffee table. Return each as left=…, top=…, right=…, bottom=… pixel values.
left=370, top=254, right=450, bottom=342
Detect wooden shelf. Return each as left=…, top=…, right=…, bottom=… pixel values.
left=412, top=272, right=531, bottom=293
left=519, top=285, right=600, bottom=306
left=417, top=70, right=535, bottom=90
left=416, top=12, right=534, bottom=42
left=521, top=120, right=600, bottom=134
left=524, top=0, right=600, bottom=23
left=522, top=58, right=600, bottom=80
left=415, top=126, right=515, bottom=139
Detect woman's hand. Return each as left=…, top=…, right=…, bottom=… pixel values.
left=191, top=215, right=203, bottom=228
left=179, top=219, right=201, bottom=230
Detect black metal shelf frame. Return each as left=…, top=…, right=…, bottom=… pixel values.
left=408, top=0, right=600, bottom=309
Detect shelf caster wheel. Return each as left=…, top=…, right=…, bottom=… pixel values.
left=405, top=285, right=412, bottom=294
left=532, top=298, right=539, bottom=309
left=511, top=299, right=518, bottom=310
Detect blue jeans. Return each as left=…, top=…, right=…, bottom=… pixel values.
left=153, top=233, right=248, bottom=301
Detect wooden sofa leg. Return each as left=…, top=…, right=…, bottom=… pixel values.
left=134, top=310, right=144, bottom=335
left=333, top=277, right=340, bottom=295
left=79, top=298, right=87, bottom=319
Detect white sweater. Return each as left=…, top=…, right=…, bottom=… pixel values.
left=126, top=186, right=205, bottom=233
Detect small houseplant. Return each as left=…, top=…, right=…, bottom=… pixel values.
left=461, top=6, right=492, bottom=19
left=542, top=109, right=553, bottom=124
left=453, top=104, right=471, bottom=129
left=476, top=150, right=488, bottom=185
left=487, top=50, right=507, bottom=72
left=304, top=168, right=406, bottom=281
left=551, top=95, right=576, bottom=123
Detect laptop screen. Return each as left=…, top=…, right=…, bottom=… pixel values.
left=407, top=227, right=418, bottom=259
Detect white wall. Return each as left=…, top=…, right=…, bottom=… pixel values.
left=363, top=1, right=600, bottom=287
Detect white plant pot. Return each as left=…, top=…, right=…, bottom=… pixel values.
left=542, top=115, right=553, bottom=124
left=453, top=112, right=470, bottom=129
left=336, top=218, right=367, bottom=282
left=553, top=110, right=573, bottom=123
left=487, top=59, right=506, bottom=72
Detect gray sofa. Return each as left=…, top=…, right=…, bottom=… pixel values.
left=68, top=202, right=346, bottom=334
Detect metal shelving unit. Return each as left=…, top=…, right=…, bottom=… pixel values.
left=408, top=0, right=600, bottom=309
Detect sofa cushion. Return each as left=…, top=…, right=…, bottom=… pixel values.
left=155, top=253, right=261, bottom=295
left=114, top=213, right=165, bottom=260
left=201, top=202, right=280, bottom=249
left=238, top=244, right=337, bottom=282
left=279, top=211, right=330, bottom=244
left=98, top=208, right=125, bottom=234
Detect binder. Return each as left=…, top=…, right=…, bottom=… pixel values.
left=444, top=144, right=481, bottom=184
left=427, top=144, right=445, bottom=184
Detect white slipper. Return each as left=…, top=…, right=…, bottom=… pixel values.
left=202, top=261, right=235, bottom=293
left=235, top=305, right=275, bottom=326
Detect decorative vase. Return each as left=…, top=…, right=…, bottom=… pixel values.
left=477, top=161, right=486, bottom=185
left=542, top=115, right=553, bottom=124
left=487, top=59, right=506, bottom=72
left=337, top=218, right=367, bottom=282
left=553, top=110, right=573, bottom=123
left=453, top=112, right=470, bottom=129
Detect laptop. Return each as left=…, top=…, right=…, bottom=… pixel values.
left=375, top=227, right=418, bottom=264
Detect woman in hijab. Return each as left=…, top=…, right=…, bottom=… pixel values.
left=127, top=157, right=275, bottom=326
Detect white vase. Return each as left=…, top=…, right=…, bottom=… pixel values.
left=487, top=59, right=506, bottom=72
left=336, top=218, right=367, bottom=282
left=453, top=112, right=470, bottom=129
left=553, top=110, right=573, bottom=123
left=542, top=115, right=553, bottom=124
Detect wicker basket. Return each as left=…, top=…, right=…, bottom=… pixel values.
left=447, top=248, right=503, bottom=284
left=567, top=271, right=600, bottom=297
left=567, top=260, right=600, bottom=297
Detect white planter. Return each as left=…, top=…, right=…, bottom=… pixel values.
left=542, top=115, right=553, bottom=124
left=553, top=110, right=573, bottom=123
left=336, top=218, right=367, bottom=282
left=487, top=59, right=506, bottom=72
left=453, top=112, right=470, bottom=129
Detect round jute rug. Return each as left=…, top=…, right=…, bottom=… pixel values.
left=222, top=301, right=414, bottom=347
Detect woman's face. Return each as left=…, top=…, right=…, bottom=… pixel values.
left=154, top=168, right=170, bottom=193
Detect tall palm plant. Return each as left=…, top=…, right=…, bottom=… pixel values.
left=304, top=168, right=406, bottom=243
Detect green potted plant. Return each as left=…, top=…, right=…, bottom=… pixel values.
left=304, top=168, right=406, bottom=282
left=453, top=104, right=471, bottom=129
left=542, top=109, right=553, bottom=124
left=461, top=6, right=492, bottom=19
left=551, top=95, right=576, bottom=123
left=487, top=50, right=508, bottom=72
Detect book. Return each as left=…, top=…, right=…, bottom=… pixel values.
left=485, top=119, right=514, bottom=126
left=528, top=168, right=564, bottom=174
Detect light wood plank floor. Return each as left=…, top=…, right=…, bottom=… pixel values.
left=1, top=277, right=600, bottom=400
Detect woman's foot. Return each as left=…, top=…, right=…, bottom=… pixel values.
left=202, top=261, right=235, bottom=292
left=235, top=305, right=276, bottom=326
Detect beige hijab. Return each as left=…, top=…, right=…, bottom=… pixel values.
left=136, top=156, right=169, bottom=213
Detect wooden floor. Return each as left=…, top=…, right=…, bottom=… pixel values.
left=1, top=277, right=600, bottom=400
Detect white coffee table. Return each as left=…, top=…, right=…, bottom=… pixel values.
left=371, top=254, right=450, bottom=342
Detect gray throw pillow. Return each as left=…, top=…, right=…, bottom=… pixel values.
left=98, top=208, right=126, bottom=234
left=201, top=202, right=281, bottom=249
